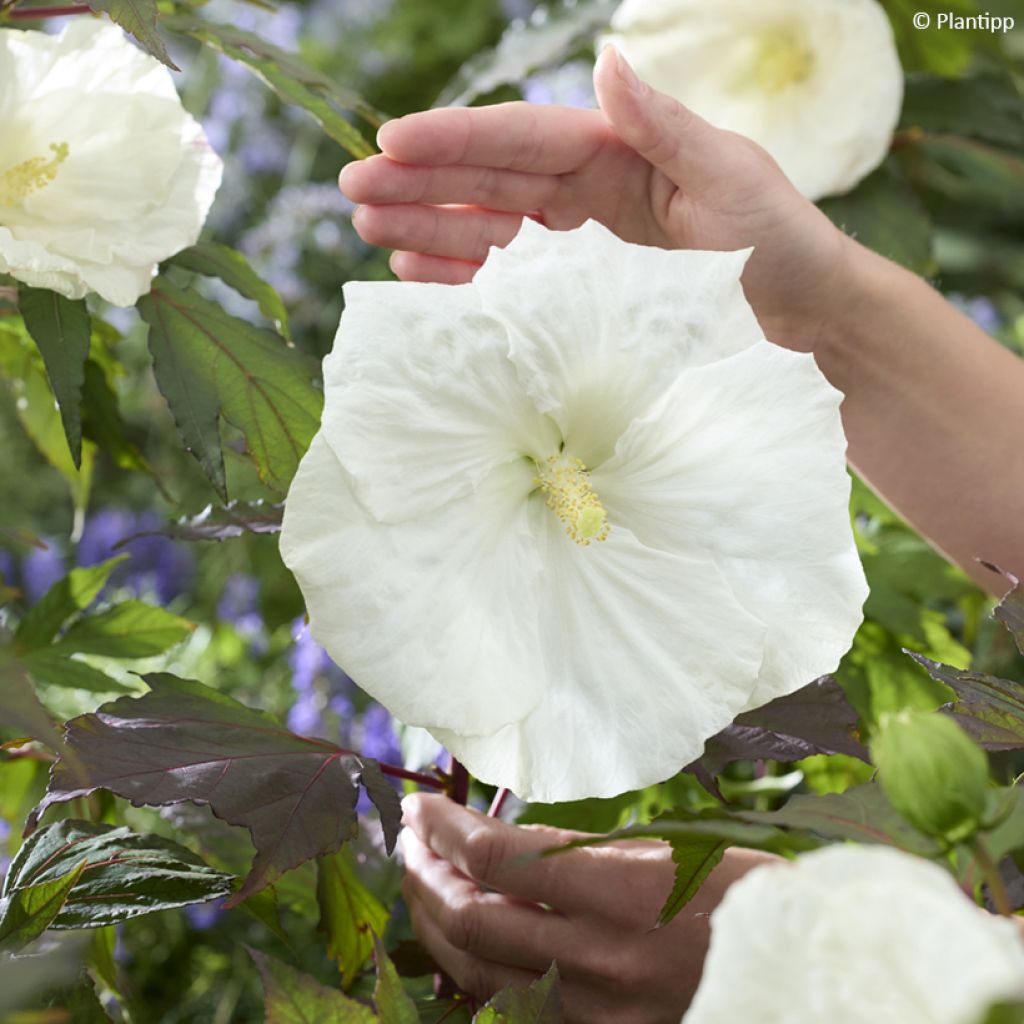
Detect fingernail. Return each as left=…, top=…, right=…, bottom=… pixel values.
left=376, top=118, right=398, bottom=152
left=613, top=46, right=642, bottom=93
left=401, top=792, right=422, bottom=821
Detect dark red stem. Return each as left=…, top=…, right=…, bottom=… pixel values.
left=376, top=761, right=446, bottom=790
left=449, top=756, right=470, bottom=806
left=8, top=5, right=93, bottom=18
left=487, top=787, right=510, bottom=818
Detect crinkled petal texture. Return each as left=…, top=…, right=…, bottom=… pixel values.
left=603, top=0, right=904, bottom=200
left=281, top=220, right=866, bottom=802
left=683, top=845, right=1024, bottom=1024
left=0, top=21, right=222, bottom=305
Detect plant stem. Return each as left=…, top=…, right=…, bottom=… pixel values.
left=487, top=787, right=510, bottom=818
left=8, top=5, right=92, bottom=17
left=449, top=756, right=470, bottom=806
left=971, top=836, right=1012, bottom=916
left=376, top=761, right=446, bottom=790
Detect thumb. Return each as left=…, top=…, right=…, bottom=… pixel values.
left=593, top=44, right=736, bottom=192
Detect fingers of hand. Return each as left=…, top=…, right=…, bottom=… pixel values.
left=376, top=103, right=609, bottom=174
left=340, top=156, right=559, bottom=214
left=402, top=827, right=572, bottom=971
left=352, top=203, right=523, bottom=264
left=401, top=793, right=591, bottom=910
left=389, top=251, right=479, bottom=284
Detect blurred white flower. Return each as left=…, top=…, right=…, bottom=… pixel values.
left=683, top=844, right=1024, bottom=1024
left=603, top=0, right=904, bottom=200
left=280, top=219, right=866, bottom=802
left=0, top=20, right=222, bottom=306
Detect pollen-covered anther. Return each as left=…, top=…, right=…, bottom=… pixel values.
left=536, top=455, right=610, bottom=546
left=0, top=142, right=69, bottom=206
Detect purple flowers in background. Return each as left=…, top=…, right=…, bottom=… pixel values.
left=358, top=703, right=402, bottom=766
left=0, top=819, right=11, bottom=882
left=949, top=294, right=1002, bottom=335
left=522, top=61, right=596, bottom=108
left=288, top=618, right=355, bottom=739
left=19, top=539, right=65, bottom=605
left=78, top=509, right=195, bottom=605
left=185, top=898, right=226, bottom=931
left=217, top=574, right=268, bottom=654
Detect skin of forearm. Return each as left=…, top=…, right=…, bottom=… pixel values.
left=812, top=238, right=1024, bottom=594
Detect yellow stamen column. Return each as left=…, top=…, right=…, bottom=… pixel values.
left=536, top=455, right=610, bottom=546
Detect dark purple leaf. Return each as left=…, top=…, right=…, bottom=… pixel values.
left=690, top=676, right=867, bottom=776
left=981, top=562, right=1024, bottom=656
left=908, top=652, right=1024, bottom=750
left=29, top=673, right=402, bottom=906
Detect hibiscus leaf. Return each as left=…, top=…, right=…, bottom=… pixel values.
left=18, top=287, right=91, bottom=470
left=49, top=600, right=195, bottom=659
left=982, top=563, right=1024, bottom=656
left=28, top=673, right=403, bottom=906
left=902, top=136, right=1024, bottom=215
left=438, top=0, right=617, bottom=106
left=2, top=820, right=234, bottom=928
left=19, top=649, right=134, bottom=695
left=693, top=676, right=868, bottom=777
left=139, top=278, right=322, bottom=500
left=908, top=651, right=1024, bottom=750
left=739, top=783, right=942, bottom=856
left=656, top=836, right=729, bottom=927
left=472, top=963, right=563, bottom=1023
left=134, top=500, right=284, bottom=543
left=250, top=948, right=378, bottom=1024
left=88, top=0, right=179, bottom=71
left=170, top=242, right=292, bottom=342
left=0, top=651, right=65, bottom=754
left=0, top=859, right=87, bottom=952
left=14, top=556, right=126, bottom=652
left=373, top=935, right=421, bottom=1024
left=165, top=16, right=378, bottom=158
left=81, top=360, right=154, bottom=479
left=317, top=850, right=390, bottom=990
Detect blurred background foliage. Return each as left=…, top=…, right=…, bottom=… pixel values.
left=0, top=0, right=1023, bottom=1019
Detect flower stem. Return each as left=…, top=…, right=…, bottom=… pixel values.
left=8, top=5, right=93, bottom=18
left=449, top=756, right=470, bottom=806
left=971, top=836, right=1012, bottom=916
left=487, top=787, right=510, bottom=818
left=375, top=761, right=446, bottom=790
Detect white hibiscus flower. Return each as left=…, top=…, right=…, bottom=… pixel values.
left=0, top=20, right=222, bottom=306
left=280, top=220, right=866, bottom=802
left=602, top=0, right=904, bottom=201
left=683, top=844, right=1024, bottom=1024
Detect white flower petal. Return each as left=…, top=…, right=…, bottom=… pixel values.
left=0, top=21, right=222, bottom=306
left=604, top=0, right=904, bottom=200
left=280, top=435, right=546, bottom=736
left=320, top=280, right=560, bottom=523
left=683, top=845, right=1024, bottom=1024
left=475, top=220, right=762, bottom=467
left=433, top=504, right=766, bottom=802
left=592, top=341, right=866, bottom=709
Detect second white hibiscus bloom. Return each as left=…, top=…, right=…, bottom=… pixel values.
left=281, top=220, right=867, bottom=802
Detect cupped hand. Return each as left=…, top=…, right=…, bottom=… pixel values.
left=400, top=793, right=776, bottom=1024
left=341, top=46, right=855, bottom=353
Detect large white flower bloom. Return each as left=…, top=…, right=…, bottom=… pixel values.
left=0, top=20, right=222, bottom=306
left=602, top=0, right=904, bottom=201
left=683, top=844, right=1024, bottom=1024
left=280, top=220, right=866, bottom=802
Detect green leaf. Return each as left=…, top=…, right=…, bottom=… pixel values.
left=165, top=16, right=378, bottom=157
left=317, top=850, right=390, bottom=990
left=15, top=556, right=126, bottom=652
left=438, top=0, right=616, bottom=106
left=171, top=242, right=292, bottom=341
left=902, top=135, right=1024, bottom=214
left=250, top=948, right=378, bottom=1024
left=139, top=278, right=322, bottom=500
left=89, top=0, right=179, bottom=70
left=819, top=159, right=933, bottom=273
left=516, top=792, right=638, bottom=833
left=473, top=964, right=563, bottom=1024
left=18, top=287, right=91, bottom=469
left=373, top=935, right=420, bottom=1024
left=901, top=73, right=1024, bottom=150
left=870, top=709, right=990, bottom=843
left=30, top=673, right=403, bottom=906
left=81, top=359, right=154, bottom=479
left=142, top=500, right=284, bottom=542
left=2, top=820, right=234, bottom=929
left=656, top=836, right=728, bottom=927
left=20, top=648, right=134, bottom=694
left=0, top=858, right=86, bottom=951
left=51, top=600, right=195, bottom=659
left=0, top=651, right=65, bottom=753
left=879, top=0, right=982, bottom=76
left=986, top=563, right=1024, bottom=656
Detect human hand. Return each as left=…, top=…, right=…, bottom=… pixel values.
left=341, top=46, right=856, bottom=354
left=400, top=792, right=776, bottom=1024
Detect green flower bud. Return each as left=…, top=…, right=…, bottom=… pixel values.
left=870, top=710, right=990, bottom=844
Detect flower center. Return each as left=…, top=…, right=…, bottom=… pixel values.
left=0, top=142, right=69, bottom=207
left=732, top=27, right=815, bottom=94
left=535, top=455, right=609, bottom=546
